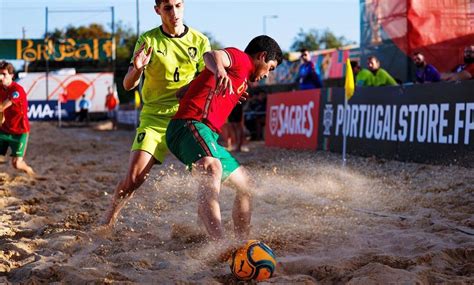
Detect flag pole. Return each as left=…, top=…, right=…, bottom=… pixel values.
left=342, top=95, right=347, bottom=167
left=343, top=58, right=355, bottom=167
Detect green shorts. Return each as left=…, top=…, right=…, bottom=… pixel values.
left=166, top=119, right=240, bottom=181
left=131, top=111, right=174, bottom=164
left=0, top=132, right=29, bottom=157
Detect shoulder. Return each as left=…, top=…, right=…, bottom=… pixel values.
left=187, top=27, right=209, bottom=41
left=141, top=27, right=162, bottom=38
left=9, top=82, right=26, bottom=97
left=357, top=69, right=372, bottom=77
left=185, top=27, right=210, bottom=49
left=377, top=68, right=392, bottom=77
left=223, top=48, right=249, bottom=66
left=426, top=64, right=439, bottom=72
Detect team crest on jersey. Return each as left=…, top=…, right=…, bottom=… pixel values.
left=137, top=132, right=146, bottom=143
left=188, top=47, right=197, bottom=59
left=11, top=91, right=20, bottom=99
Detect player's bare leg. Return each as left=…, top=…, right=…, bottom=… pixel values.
left=194, top=156, right=224, bottom=241
left=12, top=157, right=35, bottom=176
left=102, top=150, right=156, bottom=228
left=226, top=166, right=252, bottom=239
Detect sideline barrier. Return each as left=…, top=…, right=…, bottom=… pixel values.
left=265, top=90, right=321, bottom=150
left=265, top=81, right=474, bottom=166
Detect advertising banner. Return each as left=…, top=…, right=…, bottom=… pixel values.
left=319, top=81, right=474, bottom=165
left=0, top=38, right=113, bottom=61
left=28, top=100, right=76, bottom=121
left=265, top=89, right=321, bottom=150
left=18, top=72, right=114, bottom=113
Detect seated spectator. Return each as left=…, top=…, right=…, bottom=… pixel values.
left=352, top=60, right=372, bottom=87
left=412, top=52, right=441, bottom=83
left=367, top=56, right=398, bottom=86
left=297, top=48, right=323, bottom=90
left=441, top=45, right=474, bottom=81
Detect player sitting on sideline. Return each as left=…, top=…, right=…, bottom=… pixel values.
left=166, top=35, right=283, bottom=241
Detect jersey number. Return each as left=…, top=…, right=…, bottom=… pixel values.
left=174, top=67, right=180, bottom=82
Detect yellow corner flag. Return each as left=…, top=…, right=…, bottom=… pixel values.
left=344, top=58, right=355, bottom=100
left=134, top=90, right=141, bottom=109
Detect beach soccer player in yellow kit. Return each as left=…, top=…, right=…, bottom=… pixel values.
left=102, top=0, right=210, bottom=227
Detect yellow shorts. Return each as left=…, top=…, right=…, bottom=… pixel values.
left=131, top=108, right=176, bottom=163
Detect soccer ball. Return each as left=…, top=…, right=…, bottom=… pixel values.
left=229, top=240, right=276, bottom=281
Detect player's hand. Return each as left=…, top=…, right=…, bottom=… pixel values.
left=133, top=42, right=152, bottom=71
left=215, top=67, right=233, bottom=96
left=238, top=91, right=249, bottom=104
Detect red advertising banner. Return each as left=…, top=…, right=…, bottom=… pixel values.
left=265, top=90, right=321, bottom=150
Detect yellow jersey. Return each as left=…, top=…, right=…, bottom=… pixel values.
left=132, top=25, right=210, bottom=116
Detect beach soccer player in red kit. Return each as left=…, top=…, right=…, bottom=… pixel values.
left=0, top=61, right=35, bottom=176
left=166, top=35, right=283, bottom=242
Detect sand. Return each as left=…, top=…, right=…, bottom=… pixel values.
left=0, top=121, right=473, bottom=284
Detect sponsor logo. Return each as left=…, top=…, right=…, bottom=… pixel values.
left=28, top=101, right=73, bottom=120
left=331, top=103, right=474, bottom=145
left=28, top=103, right=55, bottom=119
left=269, top=102, right=315, bottom=138
left=323, top=104, right=333, bottom=136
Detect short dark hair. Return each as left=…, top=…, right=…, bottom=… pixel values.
left=300, top=48, right=309, bottom=53
left=244, top=35, right=283, bottom=65
left=367, top=55, right=379, bottom=63
left=0, top=61, right=15, bottom=74
left=156, top=0, right=183, bottom=6
left=350, top=60, right=359, bottom=69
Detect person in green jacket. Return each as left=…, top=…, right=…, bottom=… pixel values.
left=356, top=55, right=398, bottom=87
left=368, top=55, right=398, bottom=86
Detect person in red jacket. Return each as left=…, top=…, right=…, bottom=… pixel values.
left=166, top=35, right=283, bottom=241
left=105, top=86, right=119, bottom=130
left=0, top=61, right=35, bottom=176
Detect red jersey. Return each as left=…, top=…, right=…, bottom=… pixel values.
left=0, top=81, right=30, bottom=134
left=173, top=48, right=254, bottom=132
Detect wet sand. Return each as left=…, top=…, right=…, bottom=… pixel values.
left=1, top=122, right=473, bottom=284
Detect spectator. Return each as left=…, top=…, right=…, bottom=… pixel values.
left=368, top=56, right=398, bottom=86
left=105, top=86, right=119, bottom=129
left=412, top=52, right=441, bottom=83
left=244, top=90, right=267, bottom=140
left=353, top=58, right=374, bottom=87
left=77, top=94, right=91, bottom=123
left=226, top=103, right=248, bottom=152
left=442, top=45, right=474, bottom=81
left=297, top=48, right=323, bottom=90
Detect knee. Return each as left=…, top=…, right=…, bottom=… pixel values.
left=197, top=157, right=222, bottom=179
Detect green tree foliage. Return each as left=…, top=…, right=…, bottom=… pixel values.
left=290, top=28, right=353, bottom=52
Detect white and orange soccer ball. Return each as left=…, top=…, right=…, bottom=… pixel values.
left=229, top=240, right=276, bottom=281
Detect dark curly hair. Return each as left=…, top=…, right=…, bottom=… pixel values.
left=244, top=35, right=283, bottom=65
